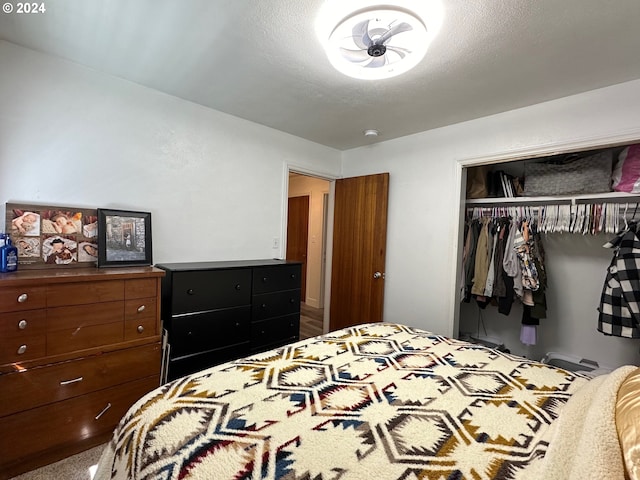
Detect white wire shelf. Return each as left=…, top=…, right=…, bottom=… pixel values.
left=465, top=191, right=640, bottom=206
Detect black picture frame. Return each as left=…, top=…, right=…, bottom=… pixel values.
left=97, top=209, right=152, bottom=267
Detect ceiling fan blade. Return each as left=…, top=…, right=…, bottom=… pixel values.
left=366, top=55, right=387, bottom=68
left=340, top=47, right=372, bottom=63
left=351, top=19, right=372, bottom=49
left=376, top=21, right=413, bottom=45
left=384, top=45, right=410, bottom=59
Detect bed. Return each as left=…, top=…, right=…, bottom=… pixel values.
left=94, top=323, right=638, bottom=480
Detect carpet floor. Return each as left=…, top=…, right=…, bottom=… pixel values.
left=9, top=444, right=105, bottom=480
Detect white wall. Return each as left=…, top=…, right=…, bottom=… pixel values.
left=342, top=79, right=640, bottom=368
left=0, top=41, right=341, bottom=264
left=288, top=175, right=330, bottom=309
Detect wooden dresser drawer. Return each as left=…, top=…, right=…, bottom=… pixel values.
left=47, top=280, right=124, bottom=307
left=0, top=343, right=161, bottom=417
left=45, top=301, right=125, bottom=355
left=47, top=322, right=124, bottom=356
left=0, top=335, right=46, bottom=365
left=125, top=297, right=157, bottom=340
left=0, top=375, right=159, bottom=469
left=0, top=286, right=46, bottom=313
left=252, top=290, right=301, bottom=321
left=46, top=301, right=124, bottom=331
left=172, top=269, right=251, bottom=314
left=252, top=264, right=302, bottom=294
left=0, top=309, right=46, bottom=338
left=126, top=278, right=157, bottom=299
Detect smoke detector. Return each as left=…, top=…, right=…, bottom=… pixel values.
left=317, top=3, right=442, bottom=80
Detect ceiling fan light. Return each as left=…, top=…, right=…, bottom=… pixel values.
left=317, top=2, right=443, bottom=80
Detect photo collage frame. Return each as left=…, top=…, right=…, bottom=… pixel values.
left=6, top=203, right=99, bottom=268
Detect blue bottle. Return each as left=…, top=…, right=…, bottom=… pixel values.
left=0, top=237, right=18, bottom=272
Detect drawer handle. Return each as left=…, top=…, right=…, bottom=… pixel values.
left=262, top=277, right=268, bottom=283
left=187, top=289, right=195, bottom=295
left=137, top=325, right=144, bottom=333
left=235, top=322, right=240, bottom=327
left=290, top=298, right=296, bottom=303
left=290, top=274, right=296, bottom=279
left=137, top=305, right=146, bottom=313
left=60, top=376, right=84, bottom=386
left=17, top=293, right=28, bottom=303
left=235, top=284, right=241, bottom=290
left=17, top=344, right=27, bottom=355
left=18, top=319, right=28, bottom=329
left=95, top=402, right=112, bottom=420
left=261, top=303, right=267, bottom=309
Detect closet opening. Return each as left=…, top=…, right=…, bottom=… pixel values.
left=455, top=139, right=640, bottom=370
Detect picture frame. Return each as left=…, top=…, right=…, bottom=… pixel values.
left=97, top=209, right=152, bottom=267
left=6, top=202, right=99, bottom=269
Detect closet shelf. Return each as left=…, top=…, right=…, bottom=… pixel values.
left=466, top=191, right=640, bottom=207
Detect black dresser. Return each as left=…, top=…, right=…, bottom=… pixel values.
left=155, top=259, right=302, bottom=380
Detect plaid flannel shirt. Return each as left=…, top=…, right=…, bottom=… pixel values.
left=598, top=229, right=640, bottom=338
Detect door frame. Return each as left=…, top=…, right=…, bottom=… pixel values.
left=281, top=163, right=338, bottom=334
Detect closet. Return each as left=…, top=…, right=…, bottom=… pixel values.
left=458, top=141, right=640, bottom=369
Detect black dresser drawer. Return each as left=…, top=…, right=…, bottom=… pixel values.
left=252, top=265, right=302, bottom=294
left=169, top=342, right=250, bottom=380
left=170, top=306, right=250, bottom=357
left=172, top=270, right=251, bottom=314
left=251, top=314, right=299, bottom=349
left=252, top=290, right=301, bottom=321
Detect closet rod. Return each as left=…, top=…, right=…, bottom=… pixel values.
left=467, top=199, right=571, bottom=207
left=573, top=196, right=640, bottom=205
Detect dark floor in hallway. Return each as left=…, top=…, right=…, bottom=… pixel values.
left=300, top=302, right=323, bottom=339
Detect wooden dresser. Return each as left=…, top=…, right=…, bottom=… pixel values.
left=156, top=260, right=302, bottom=381
left=0, top=267, right=165, bottom=479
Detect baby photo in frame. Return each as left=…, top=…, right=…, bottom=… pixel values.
left=6, top=203, right=98, bottom=269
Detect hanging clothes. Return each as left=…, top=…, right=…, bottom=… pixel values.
left=471, top=218, right=492, bottom=296
left=513, top=221, right=540, bottom=292
left=598, top=227, right=640, bottom=338
left=462, top=219, right=481, bottom=302
left=483, top=222, right=499, bottom=297
left=462, top=211, right=549, bottom=347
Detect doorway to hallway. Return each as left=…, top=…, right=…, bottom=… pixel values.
left=287, top=172, right=330, bottom=339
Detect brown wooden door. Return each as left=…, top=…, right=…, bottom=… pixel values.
left=330, top=173, right=389, bottom=331
left=286, top=195, right=309, bottom=301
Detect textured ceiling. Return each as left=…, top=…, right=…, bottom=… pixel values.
left=1, top=0, right=640, bottom=150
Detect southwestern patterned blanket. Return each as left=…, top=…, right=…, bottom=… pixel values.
left=95, top=323, right=610, bottom=480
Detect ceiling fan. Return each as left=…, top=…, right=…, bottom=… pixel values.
left=325, top=7, right=430, bottom=80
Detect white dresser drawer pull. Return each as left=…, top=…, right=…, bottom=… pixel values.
left=17, top=345, right=27, bottom=355
left=95, top=403, right=112, bottom=420
left=60, top=376, right=84, bottom=386
left=18, top=319, right=28, bottom=329
left=137, top=305, right=146, bottom=313
left=17, top=293, right=28, bottom=303
left=137, top=325, right=144, bottom=333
